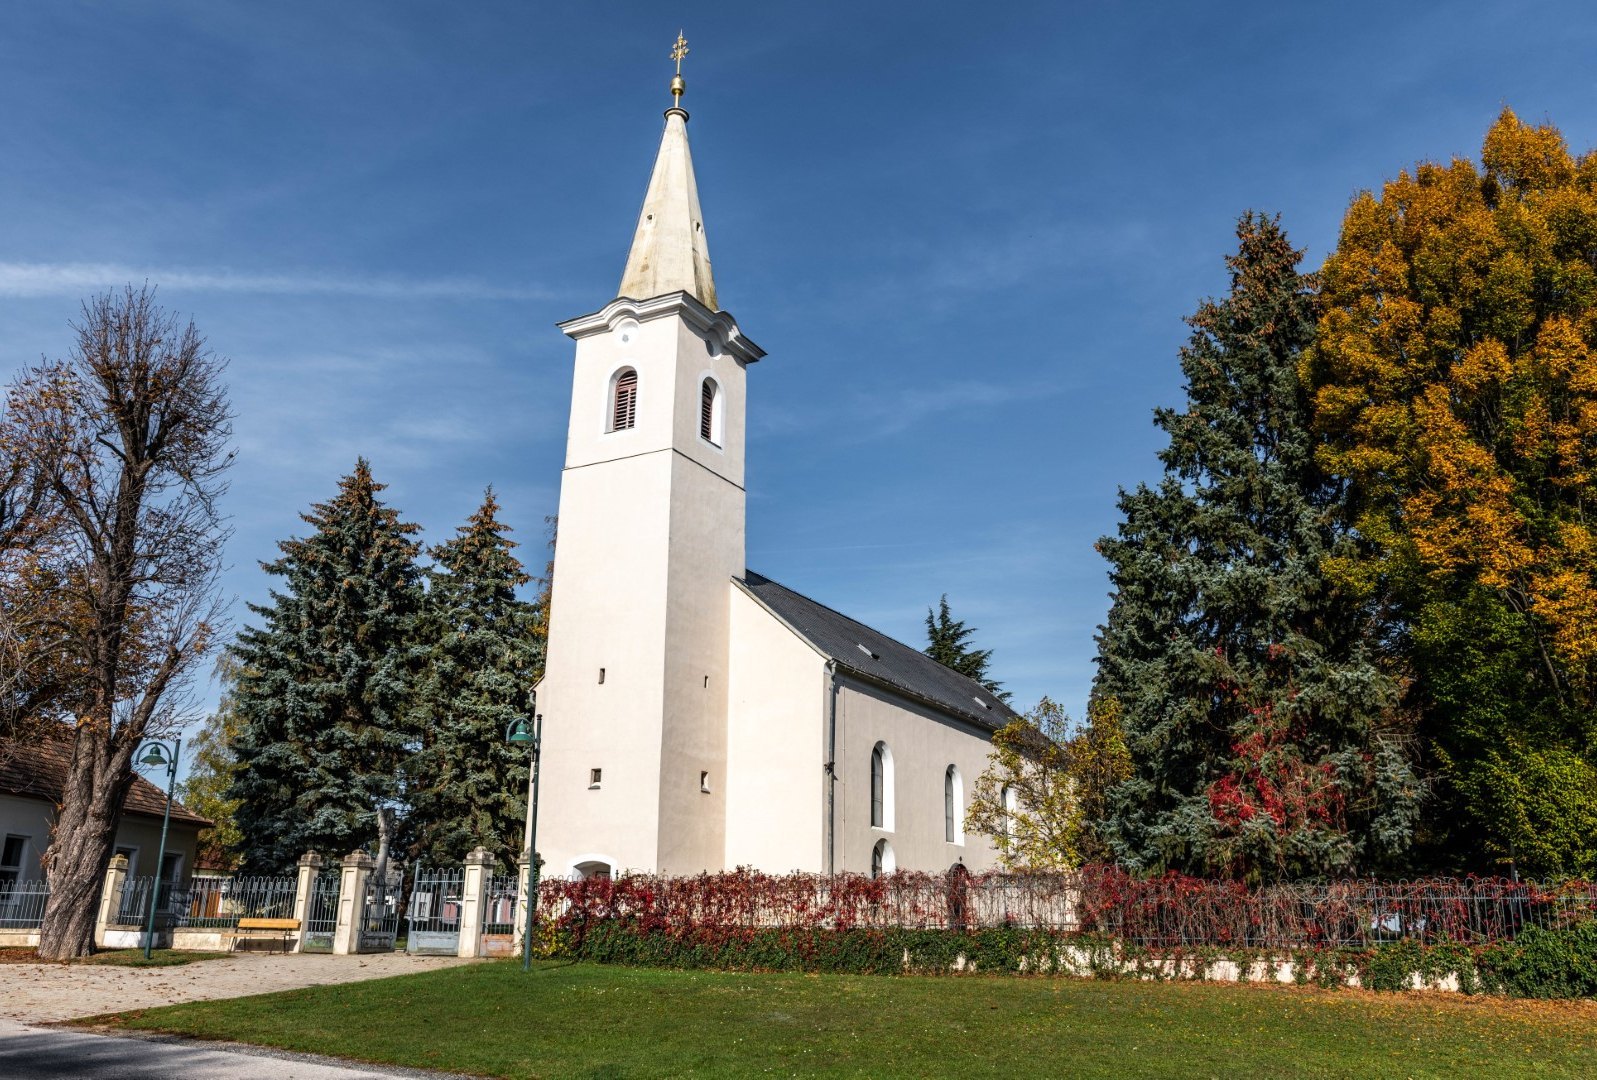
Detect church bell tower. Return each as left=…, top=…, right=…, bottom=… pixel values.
left=534, top=37, right=765, bottom=877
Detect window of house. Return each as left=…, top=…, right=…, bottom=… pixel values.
left=699, top=377, right=721, bottom=446
left=610, top=368, right=638, bottom=431
left=700, top=771, right=711, bottom=793
left=0, top=835, right=26, bottom=889
left=945, top=766, right=964, bottom=845
left=870, top=741, right=894, bottom=831
left=871, top=839, right=895, bottom=879
left=160, top=852, right=184, bottom=882
left=115, top=845, right=138, bottom=877
left=589, top=768, right=603, bottom=789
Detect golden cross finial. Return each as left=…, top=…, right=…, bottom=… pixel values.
left=669, top=31, right=689, bottom=106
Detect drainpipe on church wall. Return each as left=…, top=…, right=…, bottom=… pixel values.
left=824, top=659, right=838, bottom=876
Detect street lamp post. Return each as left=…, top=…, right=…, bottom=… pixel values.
left=506, top=710, right=542, bottom=973
left=135, top=736, right=182, bottom=961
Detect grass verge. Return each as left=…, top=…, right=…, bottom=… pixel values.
left=88, top=959, right=1597, bottom=1078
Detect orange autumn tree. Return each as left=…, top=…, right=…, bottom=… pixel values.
left=1307, top=109, right=1597, bottom=874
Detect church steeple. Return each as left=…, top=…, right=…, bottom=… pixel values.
left=617, top=33, right=717, bottom=310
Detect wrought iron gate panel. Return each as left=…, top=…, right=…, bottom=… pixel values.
left=300, top=870, right=339, bottom=952
left=360, top=874, right=400, bottom=952
left=480, top=868, right=519, bottom=957
left=406, top=864, right=464, bottom=955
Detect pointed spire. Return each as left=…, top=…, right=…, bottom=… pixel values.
left=617, top=34, right=717, bottom=310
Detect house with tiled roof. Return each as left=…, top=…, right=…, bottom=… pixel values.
left=530, top=64, right=1017, bottom=880
left=0, top=723, right=210, bottom=894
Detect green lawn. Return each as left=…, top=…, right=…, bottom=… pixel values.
left=92, top=960, right=1597, bottom=1079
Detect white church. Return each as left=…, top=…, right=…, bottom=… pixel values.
left=531, top=54, right=1015, bottom=880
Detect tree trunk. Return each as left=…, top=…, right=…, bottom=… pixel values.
left=37, top=725, right=136, bottom=960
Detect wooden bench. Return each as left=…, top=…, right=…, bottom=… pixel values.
left=224, top=917, right=300, bottom=954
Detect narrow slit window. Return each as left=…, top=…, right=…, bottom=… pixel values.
left=598, top=668, right=606, bottom=684
left=869, top=742, right=893, bottom=830
left=700, top=771, right=711, bottom=793
left=589, top=768, right=603, bottom=788
left=945, top=766, right=964, bottom=844
left=611, top=369, right=638, bottom=431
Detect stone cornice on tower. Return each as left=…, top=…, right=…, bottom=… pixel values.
left=617, top=106, right=718, bottom=310
left=557, top=291, right=764, bottom=366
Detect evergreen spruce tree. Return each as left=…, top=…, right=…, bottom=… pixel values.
left=406, top=490, right=544, bottom=870
left=229, top=460, right=423, bottom=871
left=1093, top=214, right=1421, bottom=883
left=925, top=595, right=1010, bottom=702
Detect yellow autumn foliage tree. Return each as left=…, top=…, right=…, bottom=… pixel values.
left=966, top=697, right=1130, bottom=870
left=1310, top=108, right=1597, bottom=699
left=1307, top=109, right=1597, bottom=873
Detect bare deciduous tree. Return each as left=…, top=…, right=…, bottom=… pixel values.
left=2, top=286, right=233, bottom=959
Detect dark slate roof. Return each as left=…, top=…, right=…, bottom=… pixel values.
left=737, top=571, right=1018, bottom=732
left=0, top=722, right=211, bottom=827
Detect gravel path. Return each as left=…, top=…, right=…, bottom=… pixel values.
left=2, top=952, right=477, bottom=1024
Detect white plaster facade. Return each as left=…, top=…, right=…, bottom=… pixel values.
left=531, top=91, right=1009, bottom=880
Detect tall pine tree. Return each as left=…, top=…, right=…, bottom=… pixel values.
left=1094, top=214, right=1420, bottom=883
left=229, top=460, right=423, bottom=871
left=406, top=490, right=544, bottom=870
left=925, top=595, right=1010, bottom=702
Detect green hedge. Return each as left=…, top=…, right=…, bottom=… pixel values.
left=551, top=919, right=1597, bottom=997
left=1477, top=920, right=1597, bottom=998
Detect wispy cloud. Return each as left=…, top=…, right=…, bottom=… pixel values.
left=0, top=261, right=560, bottom=301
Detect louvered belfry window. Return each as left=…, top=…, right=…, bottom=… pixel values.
left=612, top=369, right=638, bottom=431
left=699, top=378, right=718, bottom=445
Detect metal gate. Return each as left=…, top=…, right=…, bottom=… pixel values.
left=360, top=875, right=400, bottom=952
left=406, top=865, right=464, bottom=955
left=300, top=870, right=339, bottom=953
left=481, top=868, right=520, bottom=958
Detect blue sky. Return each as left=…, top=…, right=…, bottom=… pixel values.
left=2, top=1, right=1594, bottom=758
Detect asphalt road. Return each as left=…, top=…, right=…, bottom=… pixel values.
left=0, top=1018, right=467, bottom=1079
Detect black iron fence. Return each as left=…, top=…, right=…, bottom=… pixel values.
left=1076, top=873, right=1597, bottom=949
left=544, top=868, right=1597, bottom=950
left=0, top=880, right=50, bottom=929
left=179, top=875, right=298, bottom=928
left=115, top=876, right=190, bottom=927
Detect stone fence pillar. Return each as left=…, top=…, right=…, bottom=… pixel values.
left=513, top=848, right=533, bottom=954
left=290, top=852, right=322, bottom=953
left=94, top=854, right=129, bottom=948
left=457, top=847, right=493, bottom=958
left=331, top=851, right=373, bottom=956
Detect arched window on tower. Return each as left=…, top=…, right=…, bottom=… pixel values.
left=945, top=765, right=964, bottom=844
left=870, top=741, right=894, bottom=830
left=610, top=368, right=638, bottom=432
left=699, top=377, right=722, bottom=447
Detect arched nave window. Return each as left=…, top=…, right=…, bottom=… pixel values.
left=610, top=368, right=638, bottom=432
left=945, top=765, right=964, bottom=844
left=699, top=377, right=722, bottom=446
left=870, top=741, right=894, bottom=830
left=871, top=838, right=895, bottom=878
left=1001, top=784, right=1019, bottom=841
